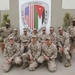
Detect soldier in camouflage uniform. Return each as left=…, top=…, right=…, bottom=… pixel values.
left=31, top=28, right=38, bottom=41
left=22, top=35, right=41, bottom=71
left=0, top=23, right=12, bottom=39
left=0, top=37, right=4, bottom=52
left=5, top=28, right=20, bottom=44
left=67, top=18, right=75, bottom=50
left=0, top=23, right=12, bottom=52
left=48, top=27, right=57, bottom=45
left=3, top=36, right=22, bottom=72
left=38, top=27, right=48, bottom=44
left=20, top=28, right=30, bottom=54
left=37, top=37, right=57, bottom=72
left=57, top=27, right=71, bottom=67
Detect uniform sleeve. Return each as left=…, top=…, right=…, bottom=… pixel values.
left=12, top=43, right=21, bottom=59
left=33, top=43, right=41, bottom=60
left=3, top=45, right=9, bottom=60
left=20, top=36, right=24, bottom=43
left=57, top=36, right=62, bottom=48
left=53, top=33, right=57, bottom=44
left=20, top=43, right=24, bottom=54
left=38, top=34, right=42, bottom=43
left=4, top=37, right=9, bottom=44
left=28, top=44, right=31, bottom=55
left=41, top=44, right=46, bottom=56
left=4, top=34, right=11, bottom=44
left=28, top=35, right=31, bottom=43
left=64, top=33, right=70, bottom=48
left=50, top=45, right=57, bottom=59
left=17, top=35, right=21, bottom=43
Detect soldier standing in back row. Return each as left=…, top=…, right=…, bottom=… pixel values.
left=3, top=36, right=22, bottom=72
left=0, top=23, right=12, bottom=39
left=22, top=35, right=41, bottom=71
left=37, top=37, right=57, bottom=72
left=0, top=23, right=12, bottom=52
left=57, top=27, right=71, bottom=67
left=39, top=27, right=48, bottom=44
left=31, top=28, right=38, bottom=41
left=20, top=28, right=30, bottom=54
left=5, top=28, right=20, bottom=44
left=9, top=28, right=20, bottom=43
left=48, top=27, right=57, bottom=45
left=67, top=18, right=75, bottom=51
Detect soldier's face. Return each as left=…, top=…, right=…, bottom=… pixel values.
left=50, top=29, right=54, bottom=34
left=14, top=30, right=18, bottom=34
left=33, top=30, right=37, bottom=34
left=42, top=30, right=46, bottom=34
left=58, top=30, right=63, bottom=35
left=46, top=40, right=51, bottom=45
left=32, top=37, right=36, bottom=43
left=9, top=39, right=14, bottom=44
left=24, top=31, right=27, bottom=35
left=6, top=25, right=9, bottom=28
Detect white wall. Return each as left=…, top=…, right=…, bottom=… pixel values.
left=62, top=0, right=75, bottom=9
left=0, top=0, right=9, bottom=10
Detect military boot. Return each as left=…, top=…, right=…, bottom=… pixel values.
left=22, top=57, right=29, bottom=69
left=58, top=53, right=63, bottom=63
left=22, top=62, right=29, bottom=70
left=65, top=60, right=71, bottom=67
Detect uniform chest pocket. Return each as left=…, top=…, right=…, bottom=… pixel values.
left=7, top=46, right=16, bottom=53
left=45, top=48, right=53, bottom=56
left=31, top=45, right=37, bottom=52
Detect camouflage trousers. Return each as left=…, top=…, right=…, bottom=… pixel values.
left=70, top=37, right=75, bottom=48
left=21, top=43, right=28, bottom=54
left=58, top=47, right=71, bottom=60
left=37, top=56, right=56, bottom=72
left=3, top=56, right=22, bottom=72
left=22, top=53, right=38, bottom=71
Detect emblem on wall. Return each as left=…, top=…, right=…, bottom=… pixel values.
left=21, top=1, right=49, bottom=32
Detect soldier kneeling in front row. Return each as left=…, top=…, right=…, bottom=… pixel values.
left=22, top=35, right=41, bottom=71
left=37, top=37, right=57, bottom=72
left=57, top=27, right=71, bottom=67
left=3, top=36, right=22, bottom=72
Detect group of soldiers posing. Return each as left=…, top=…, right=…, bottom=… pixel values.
left=0, top=18, right=75, bottom=73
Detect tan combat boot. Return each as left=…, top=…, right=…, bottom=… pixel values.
left=65, top=60, right=71, bottom=67
left=22, top=62, right=29, bottom=69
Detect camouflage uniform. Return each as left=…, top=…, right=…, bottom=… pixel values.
left=48, top=27, right=57, bottom=45
left=5, top=29, right=20, bottom=44
left=37, top=37, right=57, bottom=72
left=3, top=37, right=22, bottom=72
left=58, top=27, right=71, bottom=67
left=67, top=25, right=75, bottom=48
left=0, top=23, right=12, bottom=38
left=38, top=27, right=48, bottom=43
left=8, top=33, right=20, bottom=43
left=20, top=28, right=30, bottom=54
left=31, top=28, right=39, bottom=41
left=22, top=35, right=41, bottom=71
